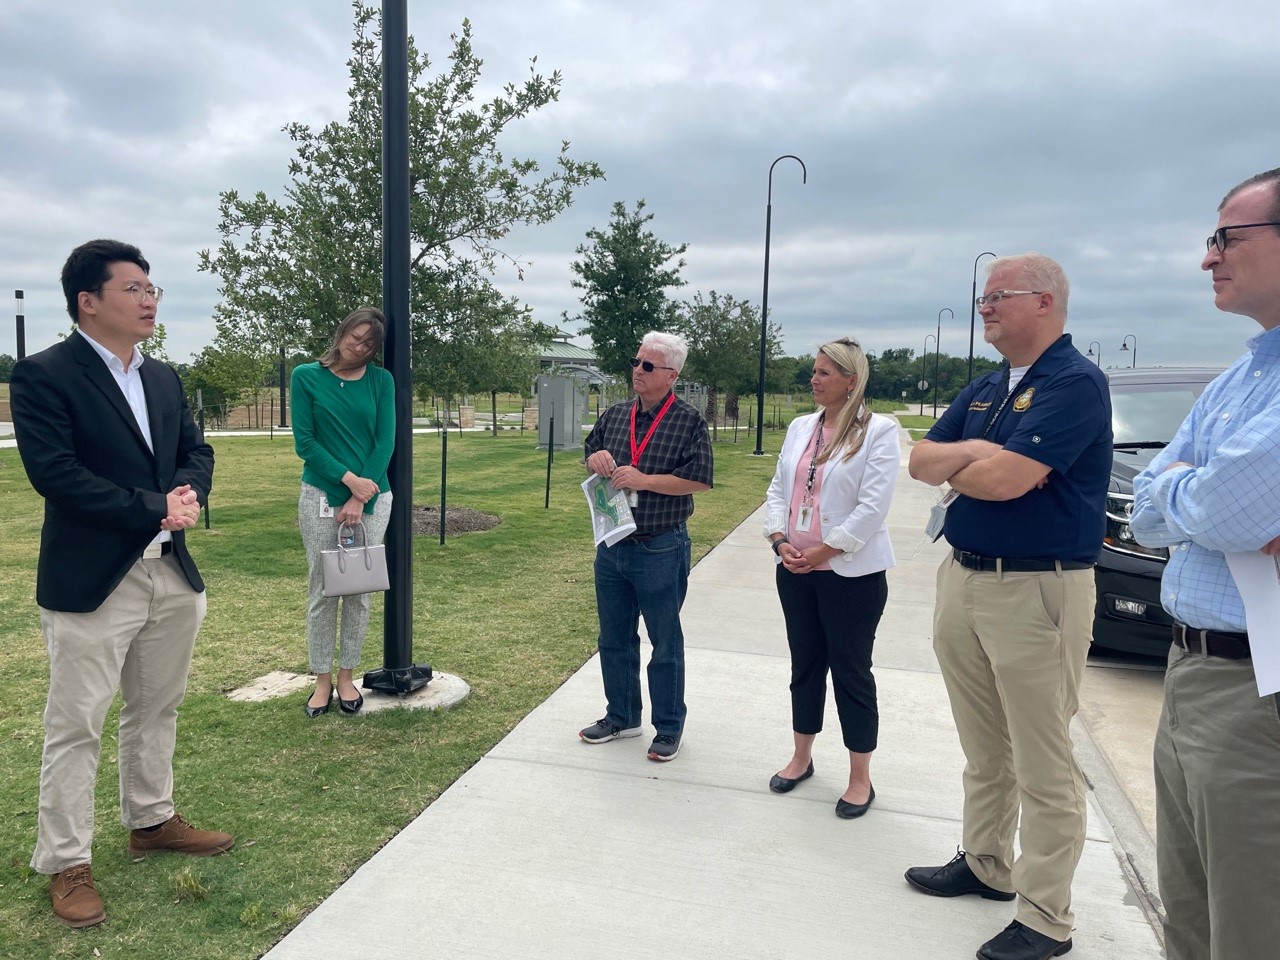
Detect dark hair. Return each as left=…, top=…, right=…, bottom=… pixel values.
left=61, top=239, right=150, bottom=323
left=1220, top=167, right=1280, bottom=223
left=319, top=306, right=387, bottom=368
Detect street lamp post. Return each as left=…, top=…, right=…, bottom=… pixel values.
left=921, top=334, right=936, bottom=416
left=754, top=154, right=807, bottom=456
left=967, top=251, right=997, bottom=385
left=1119, top=334, right=1137, bottom=369
left=1086, top=340, right=1101, bottom=367
left=14, top=289, right=25, bottom=360
left=934, top=308, right=953, bottom=417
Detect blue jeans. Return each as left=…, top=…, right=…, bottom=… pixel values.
left=593, top=524, right=691, bottom=737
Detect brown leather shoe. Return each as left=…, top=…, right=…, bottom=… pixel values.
left=127, top=814, right=234, bottom=858
left=50, top=864, right=106, bottom=928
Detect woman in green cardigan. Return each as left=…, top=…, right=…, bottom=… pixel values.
left=291, top=307, right=395, bottom=717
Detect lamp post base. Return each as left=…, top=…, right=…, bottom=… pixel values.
left=363, top=663, right=433, bottom=696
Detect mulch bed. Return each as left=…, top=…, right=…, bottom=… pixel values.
left=411, top=505, right=501, bottom=538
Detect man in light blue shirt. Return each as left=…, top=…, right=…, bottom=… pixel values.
left=1131, top=167, right=1280, bottom=960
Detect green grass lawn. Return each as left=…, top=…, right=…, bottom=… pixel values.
left=894, top=413, right=938, bottom=441
left=0, top=428, right=783, bottom=959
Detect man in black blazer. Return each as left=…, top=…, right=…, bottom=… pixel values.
left=11, top=239, right=233, bottom=929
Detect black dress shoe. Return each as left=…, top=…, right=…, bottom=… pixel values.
left=769, top=761, right=814, bottom=793
left=835, top=783, right=875, bottom=818
left=977, top=921, right=1072, bottom=960
left=904, top=848, right=1016, bottom=900
left=338, top=691, right=364, bottom=714
left=304, top=690, right=332, bottom=718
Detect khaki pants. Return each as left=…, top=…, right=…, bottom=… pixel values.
left=932, top=555, right=1094, bottom=942
left=31, top=554, right=205, bottom=875
left=1156, top=645, right=1280, bottom=960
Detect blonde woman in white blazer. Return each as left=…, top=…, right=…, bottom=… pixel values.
left=763, top=337, right=899, bottom=819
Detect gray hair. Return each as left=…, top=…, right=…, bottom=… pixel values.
left=640, top=330, right=689, bottom=373
left=987, top=252, right=1069, bottom=319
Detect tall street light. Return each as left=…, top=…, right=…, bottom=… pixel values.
left=934, top=308, right=953, bottom=417
left=1119, top=334, right=1137, bottom=369
left=754, top=154, right=807, bottom=456
left=920, top=334, right=936, bottom=416
left=967, top=251, right=997, bottom=385
left=14, top=289, right=25, bottom=360
left=1086, top=340, right=1102, bottom=367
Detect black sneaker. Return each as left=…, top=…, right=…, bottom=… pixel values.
left=647, top=734, right=681, bottom=762
left=579, top=718, right=642, bottom=744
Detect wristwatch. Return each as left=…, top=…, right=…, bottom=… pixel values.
left=771, top=537, right=789, bottom=556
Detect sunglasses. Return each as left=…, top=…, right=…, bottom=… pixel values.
left=630, top=357, right=676, bottom=373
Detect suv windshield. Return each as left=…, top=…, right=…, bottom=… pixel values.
left=1111, top=384, right=1207, bottom=446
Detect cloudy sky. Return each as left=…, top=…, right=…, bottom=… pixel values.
left=3, top=0, right=1279, bottom=375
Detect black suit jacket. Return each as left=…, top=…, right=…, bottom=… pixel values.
left=10, top=331, right=214, bottom=612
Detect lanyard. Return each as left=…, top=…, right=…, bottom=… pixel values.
left=803, top=413, right=826, bottom=504
left=630, top=392, right=677, bottom=466
left=980, top=367, right=1015, bottom=439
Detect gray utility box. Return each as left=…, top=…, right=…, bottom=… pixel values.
left=536, top=375, right=585, bottom=451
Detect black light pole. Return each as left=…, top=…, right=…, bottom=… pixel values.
left=967, top=251, right=997, bottom=385
left=365, top=0, right=431, bottom=696
left=753, top=154, right=807, bottom=456
left=14, top=290, right=25, bottom=359
left=1086, top=340, right=1101, bottom=367
left=920, top=334, right=936, bottom=416
left=934, top=308, right=953, bottom=417
left=1120, top=334, right=1137, bottom=369
left=277, top=344, right=288, bottom=427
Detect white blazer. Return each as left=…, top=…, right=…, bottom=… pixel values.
left=763, top=411, right=900, bottom=577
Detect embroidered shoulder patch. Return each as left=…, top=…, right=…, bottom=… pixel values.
left=1012, top=387, right=1035, bottom=412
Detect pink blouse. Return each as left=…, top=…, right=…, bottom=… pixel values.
left=787, top=420, right=835, bottom=571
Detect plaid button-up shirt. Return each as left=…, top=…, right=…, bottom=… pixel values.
left=584, top=392, right=714, bottom=535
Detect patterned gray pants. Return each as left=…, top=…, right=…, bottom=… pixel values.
left=298, top=482, right=393, bottom=673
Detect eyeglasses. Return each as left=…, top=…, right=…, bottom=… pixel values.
left=99, top=283, right=164, bottom=305
left=975, top=290, right=1043, bottom=308
left=1205, top=222, right=1280, bottom=254
left=630, top=357, right=676, bottom=373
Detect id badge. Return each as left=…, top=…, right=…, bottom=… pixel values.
left=925, top=489, right=958, bottom=542
left=320, top=502, right=335, bottom=518
left=796, top=504, right=814, bottom=533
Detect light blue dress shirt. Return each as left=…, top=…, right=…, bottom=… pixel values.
left=1131, top=326, right=1280, bottom=632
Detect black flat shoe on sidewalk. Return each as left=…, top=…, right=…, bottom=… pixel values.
left=835, top=784, right=875, bottom=818
left=769, top=760, right=814, bottom=793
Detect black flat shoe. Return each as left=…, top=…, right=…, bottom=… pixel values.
left=835, top=784, right=875, bottom=819
left=769, top=760, right=815, bottom=794
left=338, top=691, right=364, bottom=714
left=304, top=690, right=332, bottom=718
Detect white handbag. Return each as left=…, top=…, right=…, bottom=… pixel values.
left=320, top=521, right=389, bottom=597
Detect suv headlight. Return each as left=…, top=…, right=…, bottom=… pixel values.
left=1104, top=493, right=1168, bottom=561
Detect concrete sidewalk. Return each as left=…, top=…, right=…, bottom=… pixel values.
left=264, top=427, right=1162, bottom=959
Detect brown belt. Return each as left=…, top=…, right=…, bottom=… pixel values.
left=1171, top=623, right=1251, bottom=660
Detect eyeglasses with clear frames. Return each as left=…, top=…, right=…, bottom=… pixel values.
left=100, top=283, right=163, bottom=305
left=1205, top=222, right=1280, bottom=254
left=974, top=290, right=1043, bottom=308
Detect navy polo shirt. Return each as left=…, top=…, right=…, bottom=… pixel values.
left=924, top=334, right=1112, bottom=562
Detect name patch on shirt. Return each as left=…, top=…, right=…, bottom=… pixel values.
left=969, top=400, right=993, bottom=412
left=1013, top=387, right=1035, bottom=412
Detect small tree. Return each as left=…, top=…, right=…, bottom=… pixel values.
left=567, top=199, right=688, bottom=380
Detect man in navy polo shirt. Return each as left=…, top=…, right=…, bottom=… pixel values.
left=904, top=253, right=1112, bottom=960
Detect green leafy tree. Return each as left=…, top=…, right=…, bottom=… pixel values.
left=0, top=353, right=15, bottom=383
left=198, top=1, right=603, bottom=367
left=140, top=323, right=172, bottom=365
left=567, top=199, right=688, bottom=380
left=677, top=290, right=779, bottom=435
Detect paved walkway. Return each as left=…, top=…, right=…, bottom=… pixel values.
left=263, top=426, right=1161, bottom=959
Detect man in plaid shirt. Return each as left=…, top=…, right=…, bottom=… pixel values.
left=580, top=331, right=714, bottom=762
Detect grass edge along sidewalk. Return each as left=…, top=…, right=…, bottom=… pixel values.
left=0, top=429, right=782, bottom=960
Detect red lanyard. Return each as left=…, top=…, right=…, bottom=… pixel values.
left=630, top=393, right=676, bottom=466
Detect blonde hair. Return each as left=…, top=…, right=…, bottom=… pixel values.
left=816, top=337, right=873, bottom=463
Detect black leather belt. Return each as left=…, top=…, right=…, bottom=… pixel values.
left=1171, top=623, right=1251, bottom=660
left=952, top=549, right=1093, bottom=573
left=627, top=527, right=677, bottom=543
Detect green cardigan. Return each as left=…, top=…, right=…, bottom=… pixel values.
left=290, top=361, right=395, bottom=512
